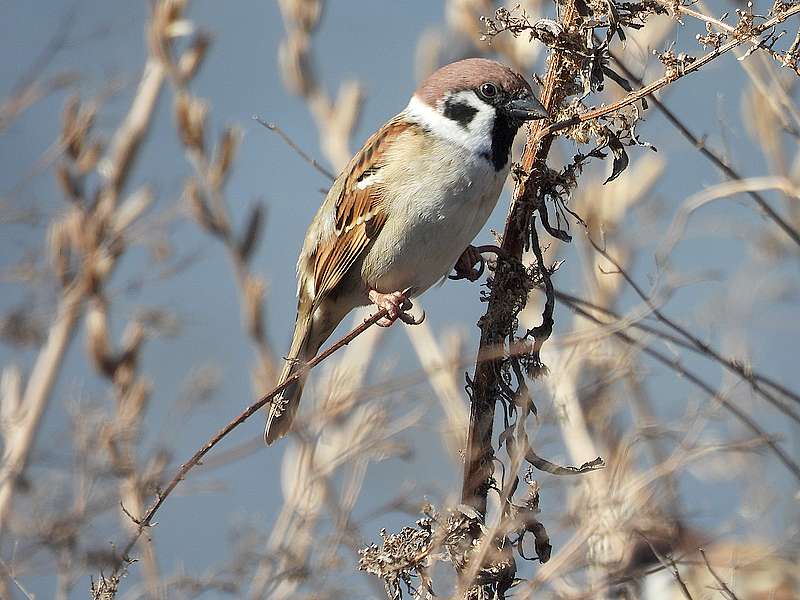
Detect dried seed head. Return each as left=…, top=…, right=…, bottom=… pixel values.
left=278, top=33, right=313, bottom=97
left=322, top=81, right=364, bottom=170
left=177, top=32, right=211, bottom=81
left=278, top=0, right=323, bottom=32
left=185, top=178, right=220, bottom=235
left=62, top=94, right=82, bottom=160
left=86, top=299, right=113, bottom=377
left=117, top=377, right=150, bottom=422
left=56, top=163, right=83, bottom=204
left=209, top=126, right=242, bottom=189
left=242, top=274, right=265, bottom=338
left=174, top=92, right=207, bottom=152
left=76, top=140, right=104, bottom=175
left=238, top=203, right=264, bottom=263
left=112, top=187, right=154, bottom=236
left=61, top=95, right=96, bottom=162
left=121, top=321, right=145, bottom=360
left=47, top=214, right=75, bottom=285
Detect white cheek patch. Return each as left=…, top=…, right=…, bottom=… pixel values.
left=404, top=92, right=495, bottom=157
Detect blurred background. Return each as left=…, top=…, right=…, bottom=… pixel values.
left=1, top=0, right=798, bottom=598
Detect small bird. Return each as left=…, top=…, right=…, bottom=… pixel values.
left=265, top=58, right=547, bottom=444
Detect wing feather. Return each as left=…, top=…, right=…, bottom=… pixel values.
left=309, top=117, right=413, bottom=304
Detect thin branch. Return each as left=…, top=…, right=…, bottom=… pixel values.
left=556, top=289, right=800, bottom=417
left=539, top=4, right=800, bottom=143
left=607, top=48, right=800, bottom=249
left=461, top=0, right=583, bottom=520
left=562, top=294, right=800, bottom=481
left=700, top=548, right=740, bottom=600
left=638, top=532, right=694, bottom=600
left=109, top=306, right=391, bottom=576
left=668, top=0, right=799, bottom=73
left=0, top=559, right=35, bottom=600
left=587, top=238, right=800, bottom=421
left=253, top=116, right=335, bottom=182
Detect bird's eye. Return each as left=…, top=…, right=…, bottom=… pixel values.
left=479, top=83, right=498, bottom=99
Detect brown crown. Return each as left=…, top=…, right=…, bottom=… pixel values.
left=414, top=58, right=532, bottom=107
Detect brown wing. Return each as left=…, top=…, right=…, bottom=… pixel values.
left=311, top=117, right=413, bottom=303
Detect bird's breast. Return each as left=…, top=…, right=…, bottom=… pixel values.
left=362, top=135, right=508, bottom=295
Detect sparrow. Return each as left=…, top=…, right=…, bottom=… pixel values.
left=265, top=58, right=547, bottom=444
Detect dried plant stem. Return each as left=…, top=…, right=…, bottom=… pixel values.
left=607, top=49, right=800, bottom=249
left=0, top=285, right=83, bottom=534
left=461, top=0, right=581, bottom=517
left=0, top=50, right=166, bottom=538
left=462, top=0, right=800, bottom=517
left=110, top=307, right=390, bottom=575
left=562, top=295, right=800, bottom=481
left=102, top=59, right=165, bottom=195
left=540, top=3, right=800, bottom=141
left=700, top=548, right=740, bottom=600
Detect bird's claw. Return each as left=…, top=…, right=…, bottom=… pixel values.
left=368, top=289, right=423, bottom=327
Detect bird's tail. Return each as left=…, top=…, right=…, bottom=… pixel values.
left=265, top=313, right=313, bottom=445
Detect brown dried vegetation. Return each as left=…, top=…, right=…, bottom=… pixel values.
left=1, top=0, right=799, bottom=599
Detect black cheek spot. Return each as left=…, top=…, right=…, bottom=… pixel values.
left=443, top=98, right=478, bottom=129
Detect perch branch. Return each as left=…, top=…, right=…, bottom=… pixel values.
left=109, top=307, right=391, bottom=575
left=461, top=0, right=800, bottom=518
left=461, top=0, right=582, bottom=517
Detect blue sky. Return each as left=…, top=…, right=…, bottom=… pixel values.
left=2, top=1, right=798, bottom=597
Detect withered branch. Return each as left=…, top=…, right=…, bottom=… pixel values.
left=461, top=0, right=583, bottom=520
left=107, top=306, right=394, bottom=579
left=607, top=47, right=800, bottom=249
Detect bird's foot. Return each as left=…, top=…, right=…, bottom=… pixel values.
left=368, top=289, right=424, bottom=327
left=450, top=245, right=485, bottom=282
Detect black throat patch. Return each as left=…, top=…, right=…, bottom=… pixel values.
left=488, top=113, right=519, bottom=171
left=442, top=98, right=478, bottom=129
left=440, top=96, right=519, bottom=172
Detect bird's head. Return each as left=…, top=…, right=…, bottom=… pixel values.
left=405, top=58, right=547, bottom=169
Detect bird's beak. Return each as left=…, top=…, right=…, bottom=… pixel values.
left=503, top=94, right=549, bottom=121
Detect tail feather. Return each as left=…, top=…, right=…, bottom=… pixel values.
left=265, top=315, right=312, bottom=445
left=266, top=298, right=348, bottom=444
left=264, top=365, right=305, bottom=444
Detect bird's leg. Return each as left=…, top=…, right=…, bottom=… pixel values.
left=368, top=290, right=409, bottom=326
left=368, top=289, right=423, bottom=327
left=450, top=244, right=485, bottom=282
